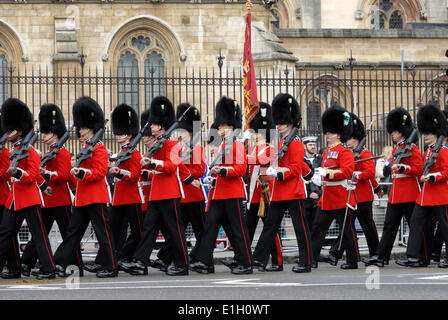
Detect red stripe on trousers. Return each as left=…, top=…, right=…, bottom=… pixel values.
left=348, top=210, right=360, bottom=261
left=35, top=206, right=55, bottom=269
left=298, top=201, right=311, bottom=265
left=173, top=200, right=189, bottom=266
left=11, top=237, right=19, bottom=268
left=237, top=200, right=252, bottom=265
left=64, top=206, right=82, bottom=268
left=100, top=204, right=116, bottom=270
left=135, top=204, right=143, bottom=238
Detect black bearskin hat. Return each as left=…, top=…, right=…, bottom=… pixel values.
left=140, top=109, right=152, bottom=137
left=39, top=104, right=67, bottom=138
left=211, top=96, right=242, bottom=129
left=72, top=96, right=105, bottom=135
left=350, top=112, right=365, bottom=141
left=149, top=96, right=175, bottom=129
left=386, top=107, right=413, bottom=139
left=271, top=93, right=301, bottom=127
left=176, top=103, right=201, bottom=133
left=249, top=102, right=275, bottom=142
left=321, top=103, right=353, bottom=143
left=417, top=102, right=447, bottom=137
left=1, top=98, right=34, bottom=136
left=111, top=104, right=139, bottom=138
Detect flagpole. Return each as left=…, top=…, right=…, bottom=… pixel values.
left=243, top=0, right=252, bottom=132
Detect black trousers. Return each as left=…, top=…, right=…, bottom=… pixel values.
left=54, top=203, right=117, bottom=271
left=133, top=198, right=189, bottom=267
left=0, top=205, right=55, bottom=273
left=110, top=203, right=144, bottom=260
left=254, top=200, right=310, bottom=266
left=329, top=201, right=380, bottom=257
left=157, top=201, right=206, bottom=264
left=311, top=207, right=360, bottom=264
left=302, top=199, right=318, bottom=233
left=0, top=205, right=21, bottom=271
left=22, top=205, right=83, bottom=269
left=406, top=204, right=448, bottom=261
left=375, top=202, right=415, bottom=261
left=197, top=198, right=253, bottom=267
left=247, top=202, right=283, bottom=266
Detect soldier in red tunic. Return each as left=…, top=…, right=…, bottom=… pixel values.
left=190, top=97, right=252, bottom=275
left=245, top=102, right=284, bottom=272
left=397, top=102, right=448, bottom=268
left=154, top=103, right=206, bottom=271
left=54, top=96, right=118, bottom=278
left=122, top=96, right=190, bottom=276
left=310, top=103, right=360, bottom=270
left=252, top=94, right=313, bottom=273
left=107, top=104, right=144, bottom=268
left=21, top=104, right=83, bottom=277
left=0, top=98, right=56, bottom=280
left=324, top=113, right=382, bottom=266
left=363, top=108, right=423, bottom=267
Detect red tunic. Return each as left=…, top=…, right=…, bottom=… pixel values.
left=112, top=148, right=143, bottom=206
left=0, top=148, right=11, bottom=206
left=353, top=149, right=377, bottom=203
left=5, top=146, right=42, bottom=211
left=210, top=139, right=247, bottom=200
left=41, top=148, right=72, bottom=208
left=416, top=146, right=448, bottom=206
left=146, top=140, right=183, bottom=201
left=247, top=143, right=275, bottom=204
left=270, top=138, right=307, bottom=202
left=180, top=145, right=206, bottom=203
left=388, top=143, right=423, bottom=204
left=73, top=143, right=111, bottom=207
left=318, top=142, right=356, bottom=211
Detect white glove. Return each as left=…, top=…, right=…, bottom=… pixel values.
left=266, top=167, right=278, bottom=177
left=311, top=174, right=322, bottom=187
left=315, top=167, right=327, bottom=177
left=243, top=130, right=252, bottom=141
left=203, top=176, right=214, bottom=185
left=150, top=159, right=164, bottom=168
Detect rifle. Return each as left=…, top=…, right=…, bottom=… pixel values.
left=180, top=122, right=204, bottom=163
left=74, top=119, right=109, bottom=168
left=352, top=120, right=375, bottom=159
left=142, top=105, right=192, bottom=163
left=327, top=154, right=385, bottom=169
left=422, top=135, right=445, bottom=177
left=392, top=126, right=418, bottom=165
left=40, top=127, right=74, bottom=168
left=8, top=121, right=39, bottom=170
left=0, top=133, right=7, bottom=154
left=110, top=120, right=150, bottom=167
left=206, top=129, right=241, bottom=174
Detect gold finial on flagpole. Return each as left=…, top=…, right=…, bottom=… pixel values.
left=246, top=0, right=253, bottom=11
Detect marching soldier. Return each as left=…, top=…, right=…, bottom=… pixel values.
left=302, top=136, right=323, bottom=232
left=0, top=98, right=56, bottom=280
left=363, top=107, right=423, bottom=267
left=154, top=103, right=206, bottom=270
left=21, top=104, right=84, bottom=277
left=396, top=102, right=448, bottom=268
left=140, top=109, right=154, bottom=215
left=245, top=102, right=283, bottom=272
left=122, top=96, right=190, bottom=276
left=190, top=97, right=253, bottom=275
left=53, top=96, right=118, bottom=278
left=310, top=103, right=360, bottom=270
left=323, top=113, right=382, bottom=265
left=252, top=94, right=313, bottom=273
left=108, top=104, right=144, bottom=266
left=0, top=111, right=22, bottom=279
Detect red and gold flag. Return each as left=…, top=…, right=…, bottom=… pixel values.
left=243, top=12, right=259, bottom=129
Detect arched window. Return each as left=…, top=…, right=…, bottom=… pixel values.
left=144, top=51, right=165, bottom=109
left=370, top=13, right=385, bottom=29
left=0, top=55, right=8, bottom=104
left=117, top=51, right=139, bottom=111
left=389, top=11, right=404, bottom=29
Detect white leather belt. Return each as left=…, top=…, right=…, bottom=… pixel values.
left=322, top=179, right=348, bottom=187
left=392, top=173, right=412, bottom=179
left=141, top=181, right=152, bottom=186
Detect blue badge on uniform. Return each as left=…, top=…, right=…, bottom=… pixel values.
left=328, top=151, right=339, bottom=159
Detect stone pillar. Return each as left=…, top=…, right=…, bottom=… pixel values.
left=301, top=0, right=321, bottom=29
